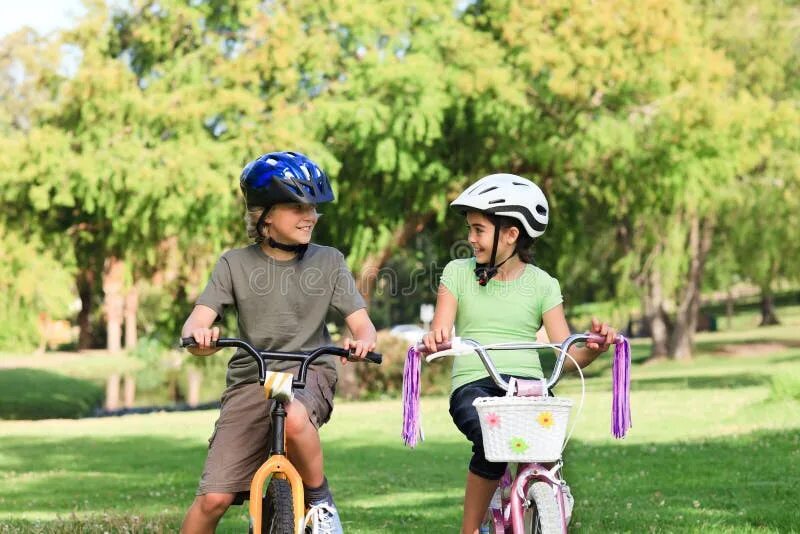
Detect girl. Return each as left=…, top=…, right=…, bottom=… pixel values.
left=421, top=173, right=617, bottom=534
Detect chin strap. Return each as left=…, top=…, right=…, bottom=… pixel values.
left=474, top=225, right=518, bottom=286
left=267, top=238, right=308, bottom=259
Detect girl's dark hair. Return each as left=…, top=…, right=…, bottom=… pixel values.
left=489, top=215, right=536, bottom=264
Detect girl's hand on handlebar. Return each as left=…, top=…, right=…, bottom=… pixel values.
left=586, top=317, right=617, bottom=352
left=342, top=338, right=376, bottom=364
left=422, top=328, right=450, bottom=354
left=190, top=326, right=219, bottom=349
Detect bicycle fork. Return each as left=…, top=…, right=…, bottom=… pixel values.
left=249, top=401, right=306, bottom=534
left=510, top=461, right=569, bottom=534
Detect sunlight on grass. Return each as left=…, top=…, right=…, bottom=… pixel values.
left=2, top=318, right=800, bottom=532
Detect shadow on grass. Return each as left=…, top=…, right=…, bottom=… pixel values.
left=0, top=369, right=103, bottom=420
left=633, top=373, right=772, bottom=391
left=3, top=427, right=799, bottom=533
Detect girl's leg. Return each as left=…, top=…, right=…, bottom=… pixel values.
left=462, top=472, right=500, bottom=534
left=180, top=492, right=236, bottom=534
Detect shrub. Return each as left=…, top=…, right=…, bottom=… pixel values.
left=353, top=331, right=452, bottom=399
left=0, top=368, right=103, bottom=419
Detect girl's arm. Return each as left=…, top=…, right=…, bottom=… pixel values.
left=342, top=308, right=377, bottom=361
left=541, top=305, right=616, bottom=371
left=421, top=285, right=458, bottom=353
left=181, top=305, right=221, bottom=356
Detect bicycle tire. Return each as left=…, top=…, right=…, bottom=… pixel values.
left=524, top=481, right=562, bottom=534
left=263, top=478, right=296, bottom=534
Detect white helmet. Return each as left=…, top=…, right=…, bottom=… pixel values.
left=450, top=174, right=549, bottom=238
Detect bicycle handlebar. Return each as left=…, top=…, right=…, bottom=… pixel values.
left=180, top=337, right=382, bottom=387
left=416, top=332, right=622, bottom=391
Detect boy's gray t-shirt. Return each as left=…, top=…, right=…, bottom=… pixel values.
left=196, top=243, right=366, bottom=387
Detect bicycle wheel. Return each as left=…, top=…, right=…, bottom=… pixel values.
left=523, top=481, right=562, bottom=534
left=262, top=478, right=296, bottom=534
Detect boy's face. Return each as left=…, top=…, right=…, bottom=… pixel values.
left=465, top=211, right=517, bottom=263
left=264, top=203, right=319, bottom=244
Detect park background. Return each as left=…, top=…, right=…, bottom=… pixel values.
left=1, top=0, right=798, bottom=532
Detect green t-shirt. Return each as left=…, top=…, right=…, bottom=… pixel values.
left=196, top=243, right=366, bottom=388
left=440, top=258, right=563, bottom=394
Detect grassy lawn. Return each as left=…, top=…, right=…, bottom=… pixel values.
left=1, top=316, right=799, bottom=532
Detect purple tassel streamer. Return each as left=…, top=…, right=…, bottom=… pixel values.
left=611, top=336, right=632, bottom=439
left=402, top=346, right=423, bottom=448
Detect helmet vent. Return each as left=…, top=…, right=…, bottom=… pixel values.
left=488, top=198, right=506, bottom=205
left=479, top=186, right=498, bottom=194
left=513, top=181, right=529, bottom=186
left=536, top=204, right=547, bottom=215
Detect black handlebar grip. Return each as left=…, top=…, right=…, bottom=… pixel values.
left=181, top=337, right=217, bottom=348
left=347, top=349, right=382, bottom=364
left=365, top=351, right=382, bottom=364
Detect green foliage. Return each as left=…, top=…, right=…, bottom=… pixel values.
left=0, top=227, right=76, bottom=351
left=0, top=0, right=798, bottom=357
left=0, top=368, right=103, bottom=419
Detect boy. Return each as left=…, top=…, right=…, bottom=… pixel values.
left=181, top=151, right=376, bottom=533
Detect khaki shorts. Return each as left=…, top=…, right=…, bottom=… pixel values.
left=196, top=366, right=336, bottom=496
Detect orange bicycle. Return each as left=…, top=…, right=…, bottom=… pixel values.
left=181, top=336, right=382, bottom=533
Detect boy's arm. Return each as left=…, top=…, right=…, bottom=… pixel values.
left=542, top=305, right=616, bottom=371
left=342, top=308, right=377, bottom=361
left=181, top=304, right=222, bottom=356
left=421, top=284, right=457, bottom=353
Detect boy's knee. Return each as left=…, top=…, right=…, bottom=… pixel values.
left=197, top=492, right=235, bottom=518
left=284, top=402, right=312, bottom=437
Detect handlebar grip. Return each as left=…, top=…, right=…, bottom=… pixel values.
left=180, top=336, right=218, bottom=348
left=586, top=333, right=623, bottom=345
left=365, top=351, right=382, bottom=364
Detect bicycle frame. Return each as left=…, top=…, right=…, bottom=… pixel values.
left=424, top=333, right=619, bottom=534
left=181, top=337, right=381, bottom=534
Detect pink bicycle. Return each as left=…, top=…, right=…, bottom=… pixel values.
left=403, top=333, right=631, bottom=534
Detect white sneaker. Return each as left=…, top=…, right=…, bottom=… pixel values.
left=304, top=502, right=344, bottom=534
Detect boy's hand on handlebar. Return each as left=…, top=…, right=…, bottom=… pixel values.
left=422, top=328, right=450, bottom=354
left=586, top=317, right=617, bottom=352
left=342, top=338, right=376, bottom=364
left=190, top=327, right=219, bottom=349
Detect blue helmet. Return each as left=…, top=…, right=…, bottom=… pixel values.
left=239, top=151, right=335, bottom=209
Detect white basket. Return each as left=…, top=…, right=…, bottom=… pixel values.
left=473, top=396, right=573, bottom=462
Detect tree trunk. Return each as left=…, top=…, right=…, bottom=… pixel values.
left=338, top=214, right=431, bottom=398
left=123, top=374, right=136, bottom=408
left=759, top=287, right=780, bottom=326
left=77, top=268, right=95, bottom=350
left=103, top=257, right=125, bottom=353
left=669, top=214, right=713, bottom=360
left=105, top=374, right=120, bottom=411
left=355, top=213, right=433, bottom=302
left=643, top=268, right=670, bottom=359
left=124, top=284, right=139, bottom=349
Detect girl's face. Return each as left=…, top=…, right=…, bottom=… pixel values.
left=264, top=203, right=319, bottom=244
left=466, top=211, right=518, bottom=263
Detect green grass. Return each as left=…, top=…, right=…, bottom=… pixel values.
left=0, top=369, right=103, bottom=419
left=2, top=316, right=800, bottom=532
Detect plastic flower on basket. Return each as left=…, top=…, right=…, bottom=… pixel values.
left=537, top=411, right=554, bottom=429
left=509, top=437, right=529, bottom=453
left=485, top=412, right=501, bottom=428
